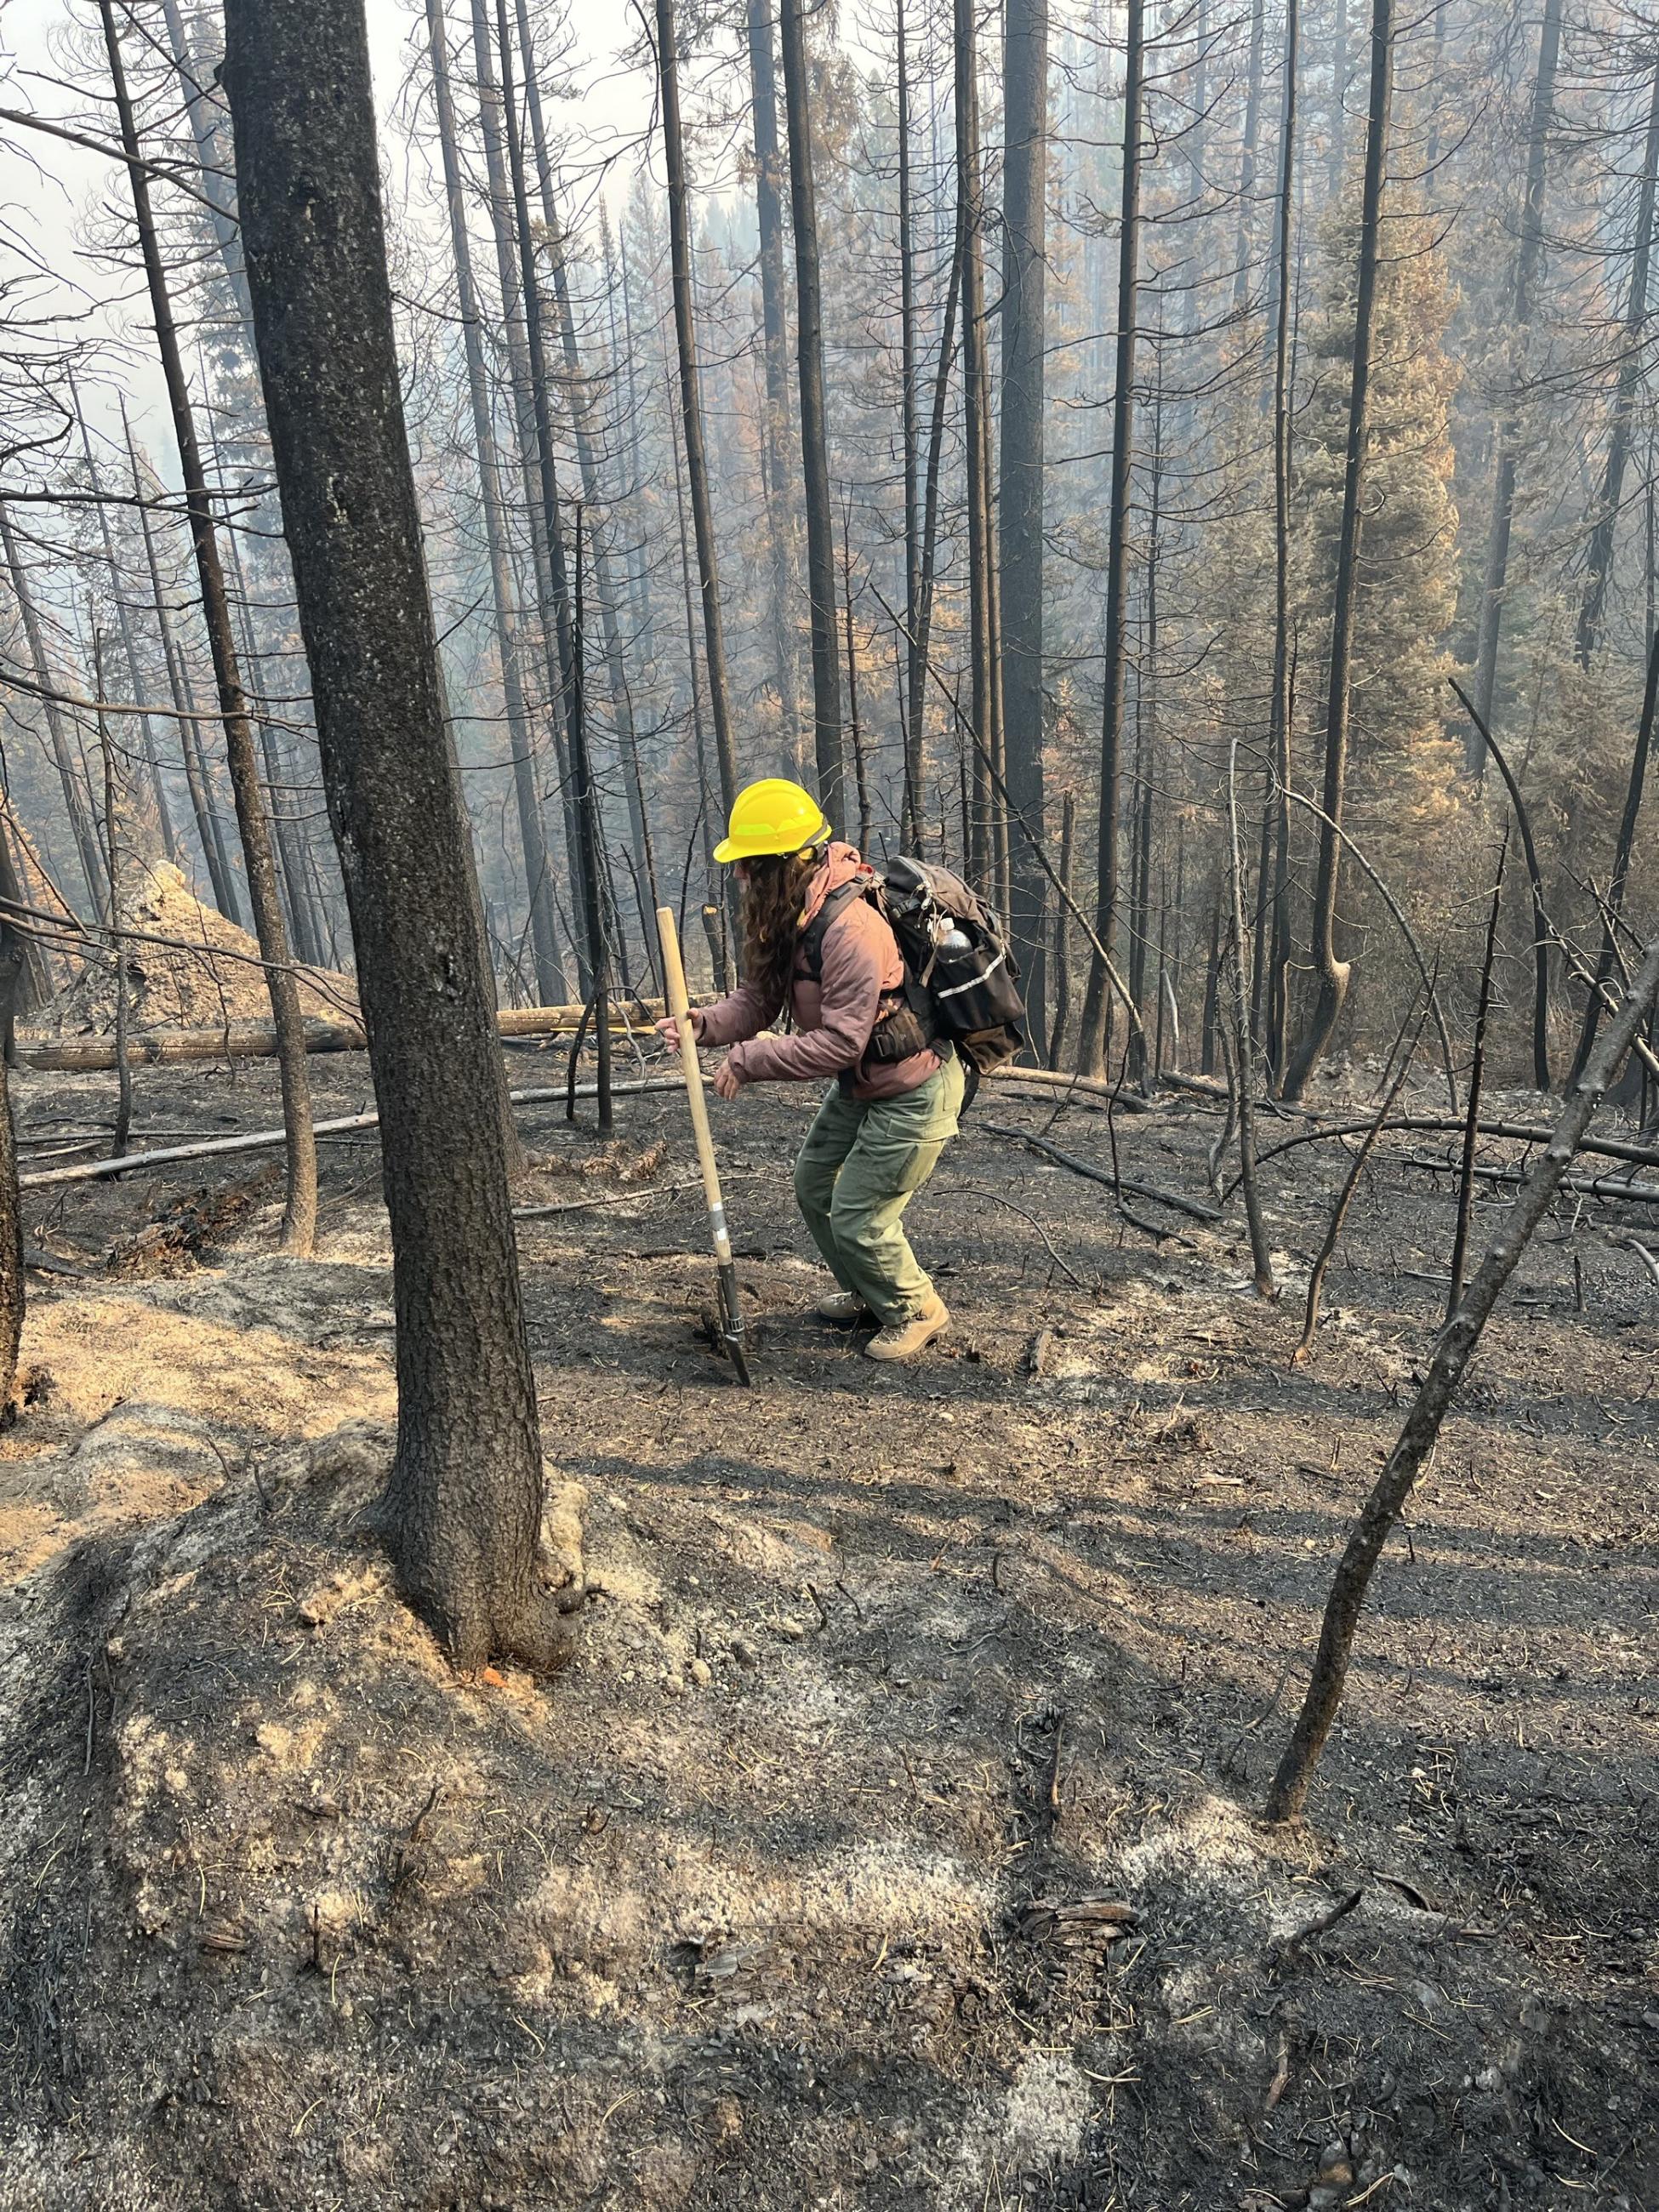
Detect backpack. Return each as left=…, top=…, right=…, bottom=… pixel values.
left=799, top=855, right=1027, bottom=1096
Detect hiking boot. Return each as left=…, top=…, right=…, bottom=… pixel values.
left=815, top=1289, right=871, bottom=1326
left=864, top=1294, right=950, bottom=1363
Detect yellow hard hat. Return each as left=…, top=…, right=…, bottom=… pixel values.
left=713, top=778, right=830, bottom=864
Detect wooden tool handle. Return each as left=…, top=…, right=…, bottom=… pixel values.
left=656, top=904, right=733, bottom=1263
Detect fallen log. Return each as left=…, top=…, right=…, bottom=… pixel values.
left=18, top=1075, right=689, bottom=1189
left=1400, top=1154, right=1659, bottom=1207
left=983, top=1064, right=1154, bottom=1112
left=20, top=998, right=673, bottom=1071
left=1242, top=1112, right=1659, bottom=1182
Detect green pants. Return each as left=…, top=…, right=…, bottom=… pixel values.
left=792, top=1052, right=966, bottom=1325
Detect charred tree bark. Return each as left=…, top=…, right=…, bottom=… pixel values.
left=1281, top=0, right=1394, bottom=1102
left=667, top=363, right=730, bottom=989
left=158, top=0, right=253, bottom=328
left=0, top=812, right=47, bottom=1044
left=747, top=0, right=804, bottom=778
left=1571, top=627, right=1656, bottom=1080
left=1001, top=0, right=1050, bottom=1054
left=841, top=515, right=872, bottom=852
left=1077, top=0, right=1145, bottom=1076
left=514, top=0, right=659, bottom=962
left=1468, top=0, right=1560, bottom=755
left=100, top=0, right=317, bottom=1253
left=224, top=0, right=573, bottom=1673
left=897, top=0, right=921, bottom=849
left=1265, top=0, right=1299, bottom=1084
left=567, top=511, right=613, bottom=1133
left=1048, top=790, right=1076, bottom=1068
left=71, top=375, right=177, bottom=866
left=123, top=408, right=242, bottom=922
left=778, top=0, right=846, bottom=823
left=426, top=0, right=566, bottom=1004
left=1232, top=0, right=1267, bottom=316
left=467, top=0, right=587, bottom=991
left=955, top=0, right=1001, bottom=890
left=0, top=906, right=22, bottom=1411
left=655, top=0, right=741, bottom=842
left=1268, top=923, right=1659, bottom=1822
left=1227, top=736, right=1274, bottom=1295
left=491, top=0, right=599, bottom=986
left=213, top=478, right=326, bottom=971
left=1576, top=54, right=1659, bottom=671
left=0, top=504, right=105, bottom=910
left=908, top=238, right=965, bottom=861
left=94, top=637, right=133, bottom=1159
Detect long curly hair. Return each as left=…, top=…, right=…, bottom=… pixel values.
left=739, top=850, right=822, bottom=1012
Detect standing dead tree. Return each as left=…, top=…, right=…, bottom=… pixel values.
left=1077, top=0, right=1145, bottom=1078
left=1001, top=0, right=1051, bottom=1052
left=1227, top=737, right=1274, bottom=1297
left=0, top=890, right=22, bottom=1412
left=0, top=502, right=105, bottom=911
left=123, top=407, right=242, bottom=924
left=99, top=0, right=317, bottom=1254
left=1570, top=627, right=1656, bottom=1081
left=1576, top=54, right=1659, bottom=671
left=224, top=0, right=575, bottom=1672
left=654, top=0, right=741, bottom=848
left=952, top=0, right=1003, bottom=897
left=425, top=0, right=567, bottom=1006
left=1281, top=0, right=1395, bottom=1102
left=1467, top=0, right=1561, bottom=759
left=745, top=0, right=803, bottom=778
left=778, top=0, right=845, bottom=822
left=1263, top=0, right=1300, bottom=1079
left=1267, top=926, right=1659, bottom=1822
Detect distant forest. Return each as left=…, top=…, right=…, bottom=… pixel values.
left=0, top=0, right=1655, bottom=1107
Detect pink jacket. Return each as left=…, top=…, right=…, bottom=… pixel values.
left=695, top=845, right=943, bottom=1101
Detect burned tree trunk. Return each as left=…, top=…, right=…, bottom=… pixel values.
left=1076, top=0, right=1145, bottom=1076
left=224, top=0, right=572, bottom=1673
left=490, top=0, right=603, bottom=992
left=426, top=0, right=567, bottom=1004
left=778, top=0, right=846, bottom=823
left=954, top=0, right=1001, bottom=890
left=1468, top=0, right=1560, bottom=754
left=747, top=0, right=803, bottom=778
left=467, top=0, right=586, bottom=991
left=0, top=904, right=22, bottom=1411
left=1281, top=0, right=1394, bottom=1102
left=514, top=0, right=660, bottom=955
left=1000, top=0, right=1050, bottom=1054
left=124, top=409, right=242, bottom=922
left=656, top=0, right=741, bottom=840
left=897, top=0, right=921, bottom=848
left=1571, top=628, right=1656, bottom=1080
left=0, top=503, right=105, bottom=911
left=1265, top=0, right=1300, bottom=1084
left=1576, top=54, right=1659, bottom=672
left=71, top=376, right=177, bottom=866
left=100, top=0, right=317, bottom=1253
left=909, top=239, right=965, bottom=860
